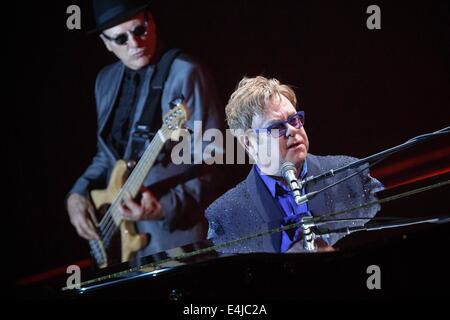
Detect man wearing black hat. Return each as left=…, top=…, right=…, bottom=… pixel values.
left=66, top=0, right=224, bottom=261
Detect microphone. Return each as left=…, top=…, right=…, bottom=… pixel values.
left=280, top=162, right=302, bottom=204
left=280, top=162, right=316, bottom=205
left=280, top=162, right=320, bottom=251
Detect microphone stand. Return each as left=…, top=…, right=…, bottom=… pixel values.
left=300, top=216, right=317, bottom=251
left=300, top=215, right=449, bottom=251
left=299, top=126, right=449, bottom=188
left=314, top=215, right=450, bottom=237
left=292, top=126, right=449, bottom=251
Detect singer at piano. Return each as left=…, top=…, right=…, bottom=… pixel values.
left=206, top=76, right=384, bottom=253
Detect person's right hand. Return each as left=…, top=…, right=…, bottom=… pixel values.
left=67, top=193, right=99, bottom=240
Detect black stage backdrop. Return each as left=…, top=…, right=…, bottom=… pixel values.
left=10, top=0, right=450, bottom=290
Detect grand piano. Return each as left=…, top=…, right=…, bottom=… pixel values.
left=52, top=171, right=448, bottom=300
left=16, top=133, right=450, bottom=300
left=64, top=225, right=448, bottom=300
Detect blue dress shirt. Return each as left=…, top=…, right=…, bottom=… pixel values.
left=256, top=163, right=311, bottom=252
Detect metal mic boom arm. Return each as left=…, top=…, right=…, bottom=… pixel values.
left=300, top=126, right=450, bottom=187
left=314, top=215, right=450, bottom=237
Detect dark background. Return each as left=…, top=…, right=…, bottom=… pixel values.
left=10, top=0, right=449, bottom=289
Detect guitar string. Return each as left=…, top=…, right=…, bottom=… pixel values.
left=99, top=142, right=157, bottom=236
left=98, top=126, right=171, bottom=245
left=99, top=152, right=159, bottom=245
left=99, top=124, right=177, bottom=245
left=98, top=126, right=169, bottom=246
left=98, top=140, right=156, bottom=240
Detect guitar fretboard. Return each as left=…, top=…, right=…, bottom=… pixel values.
left=100, top=128, right=170, bottom=245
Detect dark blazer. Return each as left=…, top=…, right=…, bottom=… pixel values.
left=205, top=154, right=383, bottom=253
left=69, top=54, right=225, bottom=257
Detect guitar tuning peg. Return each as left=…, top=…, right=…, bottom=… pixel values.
left=127, top=160, right=136, bottom=169
left=169, top=95, right=185, bottom=108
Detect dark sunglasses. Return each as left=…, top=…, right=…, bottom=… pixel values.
left=255, top=111, right=305, bottom=138
left=102, top=17, right=149, bottom=46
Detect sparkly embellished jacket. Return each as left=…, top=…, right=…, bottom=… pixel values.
left=205, top=154, right=383, bottom=253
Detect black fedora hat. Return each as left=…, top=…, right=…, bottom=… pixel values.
left=89, top=0, right=152, bottom=34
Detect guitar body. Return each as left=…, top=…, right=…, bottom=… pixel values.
left=90, top=160, right=149, bottom=268
left=87, top=98, right=189, bottom=268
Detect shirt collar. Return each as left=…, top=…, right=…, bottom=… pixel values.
left=124, top=64, right=149, bottom=80
left=256, top=161, right=308, bottom=198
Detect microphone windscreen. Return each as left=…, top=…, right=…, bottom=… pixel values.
left=281, top=161, right=296, bottom=177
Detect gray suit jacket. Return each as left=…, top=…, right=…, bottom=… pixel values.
left=70, top=54, right=224, bottom=257
left=205, top=154, right=383, bottom=253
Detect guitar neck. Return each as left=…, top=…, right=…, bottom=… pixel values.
left=98, top=100, right=188, bottom=249
left=123, top=130, right=167, bottom=197
left=93, top=100, right=188, bottom=261
left=109, top=129, right=168, bottom=226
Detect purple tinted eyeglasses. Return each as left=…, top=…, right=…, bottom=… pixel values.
left=254, top=111, right=305, bottom=138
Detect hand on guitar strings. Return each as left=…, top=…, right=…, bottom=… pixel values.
left=119, top=188, right=163, bottom=221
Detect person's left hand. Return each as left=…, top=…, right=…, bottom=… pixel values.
left=119, top=188, right=162, bottom=221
